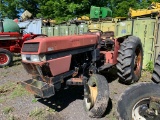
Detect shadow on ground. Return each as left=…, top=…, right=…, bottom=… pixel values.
left=38, top=86, right=84, bottom=112
left=12, top=56, right=22, bottom=66
left=38, top=85, right=113, bottom=117
left=100, top=66, right=119, bottom=83
left=37, top=69, right=116, bottom=116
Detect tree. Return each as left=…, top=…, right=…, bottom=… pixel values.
left=108, top=0, right=153, bottom=17
left=18, top=0, right=39, bottom=18
left=108, top=0, right=142, bottom=17
left=0, top=0, right=19, bottom=19
left=0, top=0, right=156, bottom=20
left=37, top=0, right=90, bottom=22
left=0, top=0, right=40, bottom=19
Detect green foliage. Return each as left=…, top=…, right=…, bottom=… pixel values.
left=145, top=61, right=154, bottom=73
left=0, top=0, right=158, bottom=20
left=18, top=0, right=40, bottom=18
left=0, top=0, right=19, bottom=18
left=37, top=0, right=91, bottom=22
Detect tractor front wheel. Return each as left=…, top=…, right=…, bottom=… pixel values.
left=0, top=49, right=13, bottom=67
left=84, top=74, right=109, bottom=118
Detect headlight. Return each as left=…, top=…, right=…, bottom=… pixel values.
left=21, top=54, right=46, bottom=62
left=30, top=55, right=40, bottom=62
left=21, top=54, right=27, bottom=61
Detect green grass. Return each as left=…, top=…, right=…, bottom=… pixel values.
left=0, top=82, right=30, bottom=99
left=8, top=115, right=18, bottom=120
left=145, top=61, right=154, bottom=73
left=29, top=107, right=43, bottom=117
left=29, top=107, right=56, bottom=120
left=32, top=98, right=38, bottom=103
left=0, top=97, right=5, bottom=103
left=3, top=106, right=14, bottom=114
left=2, top=66, right=9, bottom=69
left=9, top=84, right=29, bottom=99
left=13, top=56, right=22, bottom=66
left=0, top=82, right=14, bottom=96
left=0, top=71, right=9, bottom=77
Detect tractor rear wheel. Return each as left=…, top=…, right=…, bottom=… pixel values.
left=116, top=36, right=143, bottom=84
left=152, top=53, right=160, bottom=83
left=0, top=49, right=13, bottom=67
left=84, top=74, right=109, bottom=118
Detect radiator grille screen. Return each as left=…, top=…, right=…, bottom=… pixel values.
left=22, top=43, right=39, bottom=52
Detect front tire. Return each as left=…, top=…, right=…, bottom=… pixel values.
left=117, top=82, right=160, bottom=120
left=0, top=49, right=13, bottom=67
left=116, top=36, right=143, bottom=84
left=84, top=74, right=109, bottom=118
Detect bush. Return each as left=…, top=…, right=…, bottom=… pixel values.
left=145, top=61, right=154, bottom=73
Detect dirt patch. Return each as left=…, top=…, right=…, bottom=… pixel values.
left=0, top=60, right=153, bottom=120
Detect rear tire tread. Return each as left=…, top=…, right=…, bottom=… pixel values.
left=152, top=54, right=160, bottom=83
left=116, top=36, right=143, bottom=84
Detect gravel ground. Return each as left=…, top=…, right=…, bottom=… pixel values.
left=0, top=57, right=152, bottom=120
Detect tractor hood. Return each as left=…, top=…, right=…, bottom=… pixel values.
left=21, top=34, right=99, bottom=54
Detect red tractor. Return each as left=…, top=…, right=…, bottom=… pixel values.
left=20, top=30, right=143, bottom=118
left=0, top=19, right=46, bottom=67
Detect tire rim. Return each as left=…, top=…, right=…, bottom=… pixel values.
left=84, top=97, right=92, bottom=110
left=134, top=46, right=142, bottom=77
left=89, top=85, right=98, bottom=105
left=132, top=98, right=150, bottom=120
left=0, top=53, right=9, bottom=65
left=85, top=83, right=98, bottom=110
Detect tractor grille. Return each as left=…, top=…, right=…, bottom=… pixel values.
left=22, top=43, right=39, bottom=52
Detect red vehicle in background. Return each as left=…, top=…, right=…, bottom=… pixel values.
left=0, top=19, right=46, bottom=67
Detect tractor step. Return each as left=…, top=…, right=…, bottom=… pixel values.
left=66, top=78, right=83, bottom=85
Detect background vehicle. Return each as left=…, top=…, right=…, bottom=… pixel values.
left=20, top=27, right=143, bottom=118
left=129, top=2, right=160, bottom=17
left=0, top=19, right=46, bottom=67
left=117, top=53, right=160, bottom=120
